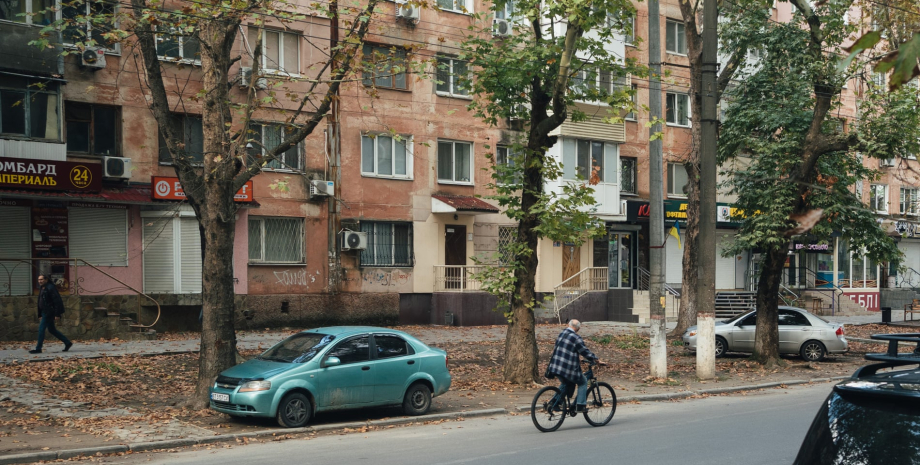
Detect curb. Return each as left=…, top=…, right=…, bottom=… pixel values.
left=0, top=408, right=508, bottom=464
left=513, top=376, right=850, bottom=412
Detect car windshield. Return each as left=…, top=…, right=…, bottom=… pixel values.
left=795, top=391, right=920, bottom=464
left=259, top=333, right=335, bottom=363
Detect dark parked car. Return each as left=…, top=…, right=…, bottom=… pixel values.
left=794, top=333, right=920, bottom=464
left=209, top=327, right=451, bottom=428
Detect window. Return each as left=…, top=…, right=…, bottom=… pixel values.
left=435, top=57, right=470, bottom=97
left=62, top=0, right=117, bottom=51
left=437, top=140, right=472, bottom=183
left=666, top=92, right=690, bottom=126
left=437, top=0, right=470, bottom=13
left=245, top=123, right=302, bottom=171
left=562, top=138, right=617, bottom=183
left=65, top=102, right=118, bottom=156
left=902, top=187, right=919, bottom=216
left=360, top=221, right=413, bottom=267
left=248, top=27, right=299, bottom=74
left=248, top=217, right=304, bottom=264
left=871, top=72, right=885, bottom=89
left=624, top=14, right=635, bottom=45
left=374, top=335, right=412, bottom=359
left=668, top=162, right=689, bottom=196
left=621, top=157, right=637, bottom=194
left=328, top=336, right=370, bottom=364
left=497, top=225, right=516, bottom=266
left=158, top=115, right=203, bottom=164
left=0, top=0, right=53, bottom=24
left=493, top=0, right=513, bottom=19
left=362, top=45, right=408, bottom=90
left=361, top=133, right=411, bottom=178
left=0, top=76, right=60, bottom=140
left=666, top=19, right=687, bottom=54
left=142, top=214, right=201, bottom=294
left=869, top=184, right=887, bottom=213
left=496, top=145, right=521, bottom=184
left=625, top=83, right=637, bottom=120
left=778, top=309, right=810, bottom=326
left=156, top=27, right=200, bottom=63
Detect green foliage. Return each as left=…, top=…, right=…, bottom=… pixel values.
left=718, top=0, right=912, bottom=267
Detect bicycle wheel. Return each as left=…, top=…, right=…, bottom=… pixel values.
left=583, top=382, right=616, bottom=427
left=531, top=386, right=567, bottom=432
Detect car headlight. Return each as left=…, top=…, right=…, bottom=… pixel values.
left=239, top=380, right=271, bottom=392
left=687, top=331, right=697, bottom=337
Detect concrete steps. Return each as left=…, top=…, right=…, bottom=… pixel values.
left=631, top=290, right=680, bottom=324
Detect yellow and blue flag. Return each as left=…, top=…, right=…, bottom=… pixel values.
left=669, top=223, right=682, bottom=249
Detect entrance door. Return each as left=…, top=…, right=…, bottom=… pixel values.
left=607, top=232, right=633, bottom=289
left=562, top=244, right=581, bottom=285
left=445, top=225, right=466, bottom=289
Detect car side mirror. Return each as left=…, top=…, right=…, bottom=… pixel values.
left=322, top=356, right=341, bottom=368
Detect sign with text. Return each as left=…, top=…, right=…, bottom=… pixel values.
left=0, top=156, right=102, bottom=192
left=151, top=176, right=254, bottom=202
left=844, top=291, right=880, bottom=312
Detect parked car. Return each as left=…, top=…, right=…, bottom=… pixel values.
left=794, top=333, right=920, bottom=464
left=682, top=306, right=847, bottom=361
left=208, top=326, right=451, bottom=427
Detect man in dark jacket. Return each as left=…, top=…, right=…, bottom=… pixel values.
left=29, top=274, right=72, bottom=354
left=545, top=319, right=598, bottom=412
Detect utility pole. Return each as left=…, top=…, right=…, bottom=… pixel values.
left=696, top=0, right=718, bottom=379
left=327, top=0, right=341, bottom=293
left=647, top=0, right=667, bottom=378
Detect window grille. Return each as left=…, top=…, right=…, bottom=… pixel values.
left=360, top=222, right=414, bottom=267
left=249, top=217, right=304, bottom=263
left=497, top=226, right=517, bottom=265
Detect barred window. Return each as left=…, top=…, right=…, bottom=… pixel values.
left=360, top=221, right=413, bottom=267
left=248, top=217, right=304, bottom=263
left=497, top=225, right=516, bottom=265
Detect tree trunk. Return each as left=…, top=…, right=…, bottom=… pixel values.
left=502, top=143, right=547, bottom=385
left=673, top=162, right=700, bottom=336
left=751, top=243, right=787, bottom=366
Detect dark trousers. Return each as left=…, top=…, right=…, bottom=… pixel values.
left=37, top=315, right=71, bottom=350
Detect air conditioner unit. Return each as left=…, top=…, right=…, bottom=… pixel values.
left=102, top=156, right=132, bottom=180
left=81, top=48, right=106, bottom=70
left=396, top=1, right=419, bottom=22
left=310, top=179, right=334, bottom=198
left=493, top=19, right=512, bottom=38
left=880, top=158, right=896, bottom=167
left=239, top=67, right=268, bottom=90
left=340, top=230, right=367, bottom=251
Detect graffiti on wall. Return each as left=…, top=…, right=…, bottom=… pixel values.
left=362, top=269, right=411, bottom=287
left=273, top=269, right=313, bottom=287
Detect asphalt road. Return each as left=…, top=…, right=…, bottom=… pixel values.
left=105, top=382, right=834, bottom=465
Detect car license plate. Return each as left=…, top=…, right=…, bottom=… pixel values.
left=211, top=393, right=230, bottom=402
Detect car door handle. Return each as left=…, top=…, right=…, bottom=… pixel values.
left=362, top=366, right=370, bottom=371
left=801, top=328, right=811, bottom=331
left=407, top=360, right=415, bottom=365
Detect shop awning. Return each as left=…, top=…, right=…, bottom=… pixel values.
left=0, top=185, right=260, bottom=207
left=431, top=194, right=499, bottom=214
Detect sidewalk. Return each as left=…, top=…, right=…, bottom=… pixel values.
left=0, top=314, right=895, bottom=464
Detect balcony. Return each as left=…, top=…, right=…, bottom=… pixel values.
left=0, top=22, right=63, bottom=77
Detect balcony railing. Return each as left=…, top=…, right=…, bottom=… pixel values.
left=433, top=265, right=499, bottom=292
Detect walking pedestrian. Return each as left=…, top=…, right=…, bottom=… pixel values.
left=29, top=274, right=73, bottom=354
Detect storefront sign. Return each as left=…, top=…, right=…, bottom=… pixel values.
left=152, top=176, right=254, bottom=202
left=69, top=202, right=128, bottom=210
left=0, top=198, right=31, bottom=207
left=0, top=156, right=102, bottom=192
left=844, top=291, right=880, bottom=312
left=627, top=199, right=742, bottom=226
left=793, top=243, right=833, bottom=252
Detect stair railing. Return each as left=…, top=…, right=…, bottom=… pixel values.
left=636, top=266, right=680, bottom=297
left=553, top=267, right=607, bottom=323
left=72, top=258, right=161, bottom=329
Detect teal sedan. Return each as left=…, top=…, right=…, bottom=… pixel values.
left=208, top=327, right=451, bottom=428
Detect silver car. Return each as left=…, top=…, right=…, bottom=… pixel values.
left=682, top=306, right=848, bottom=362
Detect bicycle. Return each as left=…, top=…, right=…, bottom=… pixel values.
left=530, top=361, right=617, bottom=432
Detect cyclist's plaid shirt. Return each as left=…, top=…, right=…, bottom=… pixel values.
left=545, top=327, right=597, bottom=384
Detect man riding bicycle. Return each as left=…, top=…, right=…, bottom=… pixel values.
left=545, top=319, right=599, bottom=413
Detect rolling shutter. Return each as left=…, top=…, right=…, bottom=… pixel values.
left=0, top=206, right=31, bottom=295
left=665, top=229, right=684, bottom=284
left=69, top=207, right=128, bottom=266
left=716, top=232, right=737, bottom=289
left=179, top=217, right=202, bottom=293
left=143, top=218, right=175, bottom=293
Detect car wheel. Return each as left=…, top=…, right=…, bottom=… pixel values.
left=800, top=340, right=826, bottom=362
left=715, top=336, right=728, bottom=358
left=403, top=383, right=432, bottom=416
left=276, top=392, right=312, bottom=428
